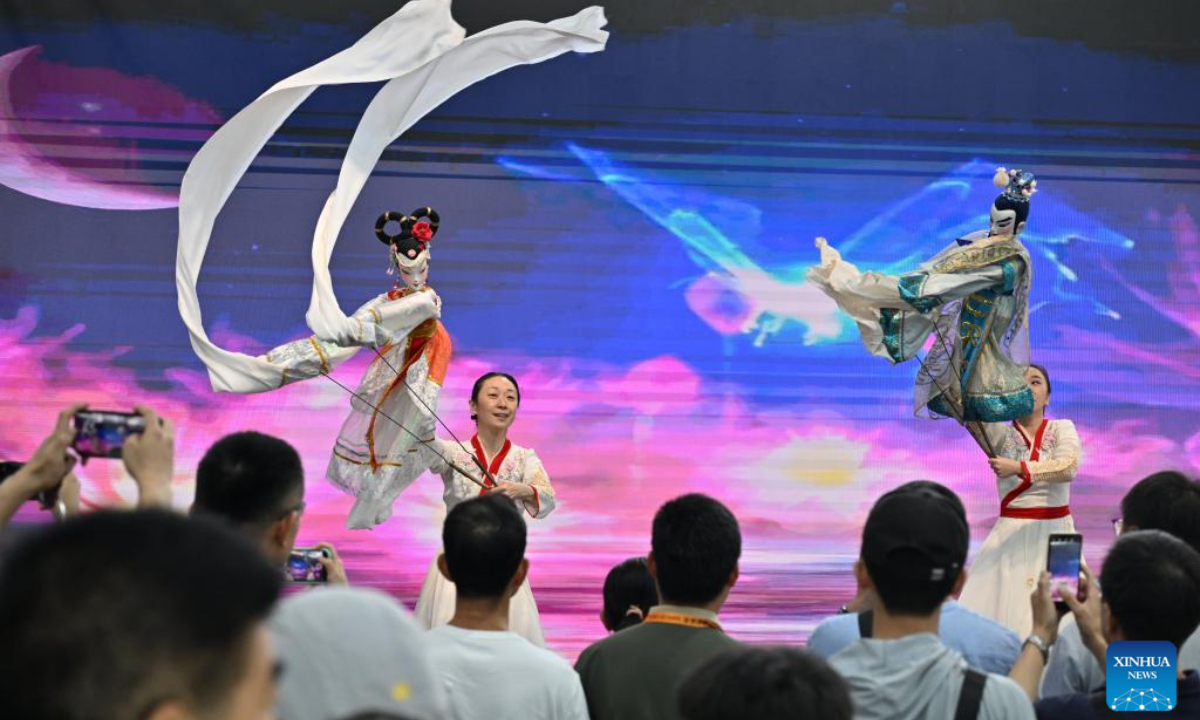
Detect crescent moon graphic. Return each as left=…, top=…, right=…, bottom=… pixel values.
left=0, top=46, right=219, bottom=211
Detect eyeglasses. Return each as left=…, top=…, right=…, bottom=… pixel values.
left=1111, top=517, right=1124, bottom=536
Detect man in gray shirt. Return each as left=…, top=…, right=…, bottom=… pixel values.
left=828, top=481, right=1034, bottom=720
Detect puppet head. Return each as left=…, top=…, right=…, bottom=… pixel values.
left=376, top=207, right=440, bottom=291
left=988, top=167, right=1037, bottom=238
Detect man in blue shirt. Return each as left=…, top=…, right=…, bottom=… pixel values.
left=809, top=599, right=1022, bottom=675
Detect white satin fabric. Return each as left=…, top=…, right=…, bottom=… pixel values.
left=176, top=0, right=608, bottom=393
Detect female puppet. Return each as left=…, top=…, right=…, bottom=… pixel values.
left=414, top=372, right=556, bottom=646
left=173, top=1, right=608, bottom=523
left=259, top=208, right=452, bottom=529
left=807, top=169, right=1040, bottom=450
left=958, top=364, right=1081, bottom=636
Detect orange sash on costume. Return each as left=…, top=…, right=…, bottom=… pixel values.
left=364, top=304, right=453, bottom=470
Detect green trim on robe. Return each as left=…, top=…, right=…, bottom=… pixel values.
left=898, top=273, right=943, bottom=314
left=879, top=308, right=908, bottom=363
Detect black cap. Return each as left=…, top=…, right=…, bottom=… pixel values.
left=861, top=481, right=969, bottom=586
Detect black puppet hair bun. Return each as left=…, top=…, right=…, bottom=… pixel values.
left=375, top=206, right=440, bottom=259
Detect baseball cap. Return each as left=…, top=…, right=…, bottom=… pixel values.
left=861, top=481, right=969, bottom=585
left=269, top=587, right=449, bottom=720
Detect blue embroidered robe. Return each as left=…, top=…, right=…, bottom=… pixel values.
left=808, top=231, right=1034, bottom=422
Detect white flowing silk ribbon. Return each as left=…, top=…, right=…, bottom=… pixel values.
left=176, top=0, right=608, bottom=393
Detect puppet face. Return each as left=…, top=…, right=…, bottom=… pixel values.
left=988, top=205, right=1025, bottom=238
left=393, top=247, right=430, bottom=291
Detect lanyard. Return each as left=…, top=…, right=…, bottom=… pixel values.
left=643, top=611, right=722, bottom=632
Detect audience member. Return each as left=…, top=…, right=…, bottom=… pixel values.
left=0, top=404, right=175, bottom=529
left=1025, top=531, right=1200, bottom=718
left=425, top=494, right=587, bottom=719
left=809, top=593, right=1021, bottom=674
left=679, top=646, right=852, bottom=720
left=575, top=493, right=742, bottom=720
left=192, top=430, right=346, bottom=582
left=271, top=586, right=449, bottom=720
left=19, top=406, right=1200, bottom=720
left=1040, top=470, right=1200, bottom=697
left=601, top=556, right=658, bottom=632
left=0, top=509, right=282, bottom=720
left=828, top=481, right=1034, bottom=719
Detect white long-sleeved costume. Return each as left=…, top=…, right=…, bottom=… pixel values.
left=176, top=0, right=608, bottom=393
left=414, top=436, right=556, bottom=646
left=958, top=419, right=1082, bottom=636
left=262, top=287, right=452, bottom=528
left=171, top=0, right=607, bottom=531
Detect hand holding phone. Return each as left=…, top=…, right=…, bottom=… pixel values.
left=1, top=403, right=84, bottom=507
left=72, top=410, right=146, bottom=460
left=120, top=407, right=175, bottom=508
left=286, top=547, right=331, bottom=583
left=1047, top=533, right=1083, bottom=611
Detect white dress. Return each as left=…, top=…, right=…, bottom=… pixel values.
left=414, top=436, right=557, bottom=646
left=958, top=419, right=1082, bottom=637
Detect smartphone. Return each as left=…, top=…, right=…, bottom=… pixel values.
left=1047, top=533, right=1083, bottom=610
left=285, top=547, right=330, bottom=583
left=72, top=411, right=146, bottom=460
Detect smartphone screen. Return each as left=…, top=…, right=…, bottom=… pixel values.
left=73, top=411, right=146, bottom=459
left=1047, top=533, right=1083, bottom=605
left=285, top=548, right=328, bottom=583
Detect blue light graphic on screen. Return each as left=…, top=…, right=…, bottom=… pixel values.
left=501, top=148, right=1140, bottom=350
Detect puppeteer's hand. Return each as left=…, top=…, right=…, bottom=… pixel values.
left=988, top=457, right=1023, bottom=478
left=488, top=482, right=534, bottom=502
